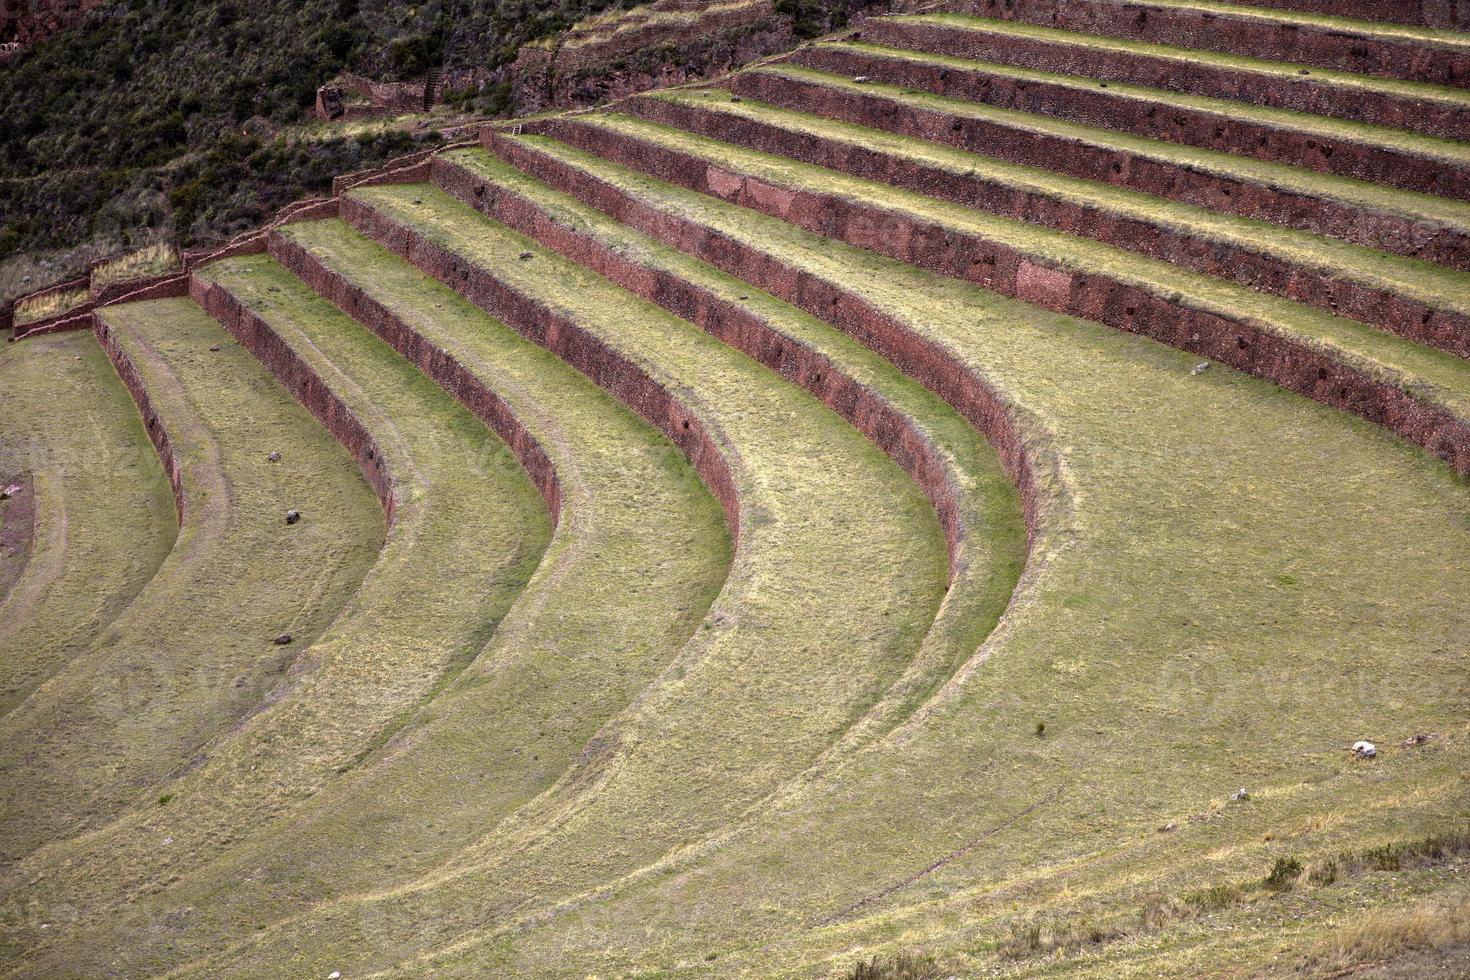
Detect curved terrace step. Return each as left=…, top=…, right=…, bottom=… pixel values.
left=1205, top=0, right=1470, bottom=29
left=738, top=0, right=1462, bottom=28
left=793, top=41, right=1470, bottom=197
left=0, top=331, right=175, bottom=717
left=428, top=145, right=1028, bottom=746
left=0, top=298, right=385, bottom=864
left=162, top=125, right=1470, bottom=979
left=948, top=0, right=1470, bottom=86
left=179, top=177, right=956, bottom=977
left=527, top=113, right=1470, bottom=474
left=863, top=13, right=1470, bottom=140
left=726, top=63, right=1470, bottom=271
left=628, top=86, right=1470, bottom=358
left=2, top=227, right=735, bottom=957
left=6, top=257, right=557, bottom=905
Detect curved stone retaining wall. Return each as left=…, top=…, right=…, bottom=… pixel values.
left=487, top=130, right=1051, bottom=544
left=434, top=152, right=979, bottom=576
left=190, top=275, right=398, bottom=525
left=338, top=193, right=746, bottom=550
left=266, top=229, right=564, bottom=525
left=628, top=90, right=1470, bottom=358
left=508, top=123, right=1470, bottom=476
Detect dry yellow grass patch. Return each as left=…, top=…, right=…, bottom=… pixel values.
left=1301, top=898, right=1470, bottom=972
left=14, top=287, right=88, bottom=325
left=91, top=243, right=178, bottom=289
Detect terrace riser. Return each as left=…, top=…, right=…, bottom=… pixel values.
left=265, top=231, right=563, bottom=524
left=1218, top=0, right=1470, bottom=29
left=860, top=18, right=1470, bottom=140
left=626, top=95, right=1470, bottom=358
left=525, top=121, right=1470, bottom=474
left=947, top=0, right=1470, bottom=86
left=430, top=154, right=973, bottom=566
left=482, top=131, right=1046, bottom=539
left=335, top=194, right=745, bottom=548
left=92, top=317, right=186, bottom=524
left=792, top=45, right=1470, bottom=198
left=726, top=71, right=1470, bottom=272
left=189, top=275, right=398, bottom=523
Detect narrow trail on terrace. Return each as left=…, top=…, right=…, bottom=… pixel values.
left=0, top=300, right=383, bottom=865
left=0, top=332, right=175, bottom=718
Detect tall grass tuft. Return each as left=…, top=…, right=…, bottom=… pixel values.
left=92, top=243, right=179, bottom=290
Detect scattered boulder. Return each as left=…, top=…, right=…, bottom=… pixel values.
left=1401, top=733, right=1438, bottom=749
left=1352, top=740, right=1377, bottom=759
left=1230, top=787, right=1250, bottom=801
left=274, top=633, right=293, bottom=646
left=209, top=344, right=221, bottom=352
left=267, top=451, right=281, bottom=462
left=519, top=251, right=534, bottom=260
left=285, top=509, right=301, bottom=525
left=853, top=75, right=871, bottom=83
left=0, top=483, right=20, bottom=500
left=1158, top=821, right=1177, bottom=833
left=1191, top=362, right=1210, bottom=375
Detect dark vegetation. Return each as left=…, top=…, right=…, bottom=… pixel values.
left=846, top=951, right=943, bottom=979
left=0, top=0, right=645, bottom=268
left=996, top=828, right=1470, bottom=963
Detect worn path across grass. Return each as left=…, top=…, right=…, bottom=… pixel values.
left=0, top=331, right=175, bottom=718
left=0, top=299, right=383, bottom=865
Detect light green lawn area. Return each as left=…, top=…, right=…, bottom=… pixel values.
left=0, top=265, right=560, bottom=942
left=3, top=224, right=734, bottom=973
left=654, top=82, right=1470, bottom=320
left=817, top=40, right=1470, bottom=165
left=0, top=298, right=385, bottom=865
left=886, top=14, right=1470, bottom=110
left=741, top=62, right=1470, bottom=235
left=137, top=177, right=958, bottom=978
left=331, top=134, right=1467, bottom=977
left=0, top=330, right=175, bottom=715
left=567, top=112, right=1470, bottom=423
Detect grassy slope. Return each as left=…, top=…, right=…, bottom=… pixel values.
left=140, top=179, right=955, bottom=978
left=0, top=298, right=385, bottom=864
left=0, top=331, right=175, bottom=715
left=568, top=112, right=1470, bottom=420
left=0, top=262, right=562, bottom=949
left=680, top=79, right=1470, bottom=317
left=353, top=134, right=1470, bottom=977
left=5, top=225, right=735, bottom=975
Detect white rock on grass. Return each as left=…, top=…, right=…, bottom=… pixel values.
left=1352, top=740, right=1377, bottom=759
